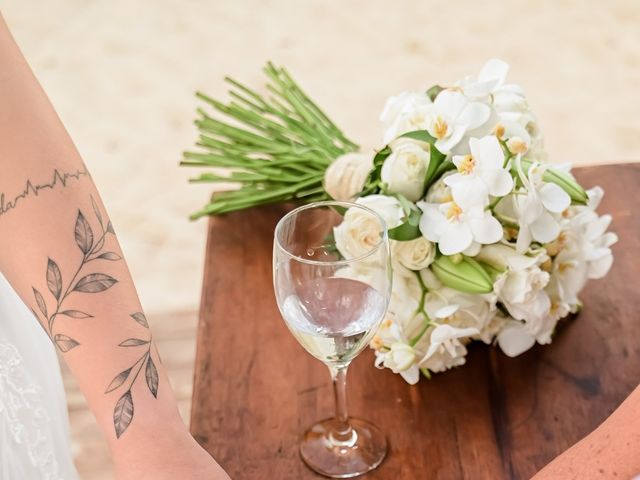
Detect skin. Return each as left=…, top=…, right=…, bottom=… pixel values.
left=0, top=14, right=229, bottom=480
left=532, top=384, right=640, bottom=480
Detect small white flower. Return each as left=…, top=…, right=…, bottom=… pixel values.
left=418, top=199, right=503, bottom=255
left=424, top=90, right=491, bottom=154
left=418, top=324, right=478, bottom=373
left=444, top=135, right=513, bottom=207
left=458, top=58, right=510, bottom=98
left=381, top=138, right=431, bottom=201
left=334, top=195, right=403, bottom=260
left=392, top=237, right=436, bottom=271
left=380, top=91, right=433, bottom=144
left=512, top=161, right=571, bottom=253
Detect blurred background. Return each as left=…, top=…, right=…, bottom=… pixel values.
left=1, top=0, right=638, bottom=477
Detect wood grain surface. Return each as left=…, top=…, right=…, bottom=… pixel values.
left=190, top=163, right=640, bottom=479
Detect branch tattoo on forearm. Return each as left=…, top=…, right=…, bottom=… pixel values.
left=6, top=168, right=159, bottom=439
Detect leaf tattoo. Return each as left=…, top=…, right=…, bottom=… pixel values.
left=74, top=273, right=118, bottom=293
left=114, top=391, right=134, bottom=439
left=32, top=287, right=48, bottom=317
left=130, top=312, right=149, bottom=328
left=30, top=197, right=120, bottom=351
left=74, top=211, right=94, bottom=254
left=119, top=338, right=150, bottom=347
left=105, top=367, right=133, bottom=393
left=46, top=258, right=62, bottom=300
left=145, top=357, right=159, bottom=398
left=54, top=334, right=80, bottom=352
left=105, top=312, right=157, bottom=438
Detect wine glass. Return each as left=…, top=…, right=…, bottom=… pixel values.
left=273, top=200, right=392, bottom=478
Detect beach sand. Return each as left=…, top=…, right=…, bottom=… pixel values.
left=1, top=0, right=638, bottom=477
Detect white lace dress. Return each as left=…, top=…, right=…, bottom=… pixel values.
left=0, top=273, right=79, bottom=479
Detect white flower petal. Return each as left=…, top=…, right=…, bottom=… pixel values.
left=479, top=58, right=510, bottom=85
left=451, top=180, right=489, bottom=209
left=516, top=223, right=533, bottom=253
left=587, top=253, right=614, bottom=279
left=435, top=304, right=459, bottom=318
left=469, top=212, right=503, bottom=244
left=439, top=221, right=473, bottom=255
left=498, top=322, right=536, bottom=357
left=539, top=183, right=571, bottom=213
left=458, top=102, right=491, bottom=130
left=530, top=211, right=560, bottom=243
left=400, top=366, right=420, bottom=385
left=480, top=169, right=513, bottom=197
left=418, top=202, right=446, bottom=243
left=434, top=90, right=468, bottom=118
left=472, top=135, right=504, bottom=169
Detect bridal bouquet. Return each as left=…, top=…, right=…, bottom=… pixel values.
left=182, top=60, right=616, bottom=383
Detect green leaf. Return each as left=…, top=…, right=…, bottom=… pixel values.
left=431, top=255, right=493, bottom=294
left=388, top=194, right=422, bottom=241
left=426, top=85, right=444, bottom=101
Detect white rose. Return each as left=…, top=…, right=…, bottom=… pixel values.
left=476, top=243, right=552, bottom=332
left=333, top=195, right=403, bottom=259
left=424, top=171, right=455, bottom=203
left=380, top=91, right=432, bottom=144
left=392, top=237, right=435, bottom=271
left=323, top=152, right=374, bottom=201
left=381, top=138, right=431, bottom=202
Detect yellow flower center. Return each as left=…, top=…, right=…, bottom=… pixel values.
left=370, top=335, right=384, bottom=350
left=446, top=202, right=463, bottom=221
left=457, top=154, right=475, bottom=175
left=433, top=116, right=449, bottom=139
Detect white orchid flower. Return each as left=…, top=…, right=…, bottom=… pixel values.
left=424, top=90, right=491, bottom=154
left=444, top=135, right=513, bottom=207
left=418, top=324, right=478, bottom=373
left=418, top=198, right=503, bottom=255
left=458, top=58, right=510, bottom=98
left=513, top=160, right=571, bottom=253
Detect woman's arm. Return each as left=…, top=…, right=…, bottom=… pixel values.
left=533, top=384, right=640, bottom=479
left=0, top=15, right=229, bottom=480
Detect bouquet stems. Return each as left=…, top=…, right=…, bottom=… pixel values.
left=181, top=63, right=358, bottom=219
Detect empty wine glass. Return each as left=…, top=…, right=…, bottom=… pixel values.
left=273, top=200, right=392, bottom=478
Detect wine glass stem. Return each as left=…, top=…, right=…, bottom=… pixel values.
left=329, top=364, right=355, bottom=444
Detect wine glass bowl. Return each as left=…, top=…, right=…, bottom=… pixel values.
left=273, top=201, right=391, bottom=478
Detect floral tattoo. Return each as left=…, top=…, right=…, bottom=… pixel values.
left=30, top=196, right=120, bottom=351
left=105, top=312, right=158, bottom=438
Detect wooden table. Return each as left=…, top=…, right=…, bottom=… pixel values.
left=190, top=163, right=640, bottom=479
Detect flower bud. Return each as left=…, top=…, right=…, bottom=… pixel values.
left=431, top=255, right=493, bottom=294
left=324, top=152, right=374, bottom=201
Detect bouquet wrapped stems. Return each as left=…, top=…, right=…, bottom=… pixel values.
left=181, top=63, right=358, bottom=219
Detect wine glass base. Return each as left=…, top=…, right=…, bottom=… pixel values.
left=299, top=417, right=387, bottom=478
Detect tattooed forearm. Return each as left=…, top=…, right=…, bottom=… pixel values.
left=30, top=196, right=120, bottom=351
left=0, top=167, right=90, bottom=217
left=28, top=193, right=159, bottom=439
left=106, top=312, right=159, bottom=438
